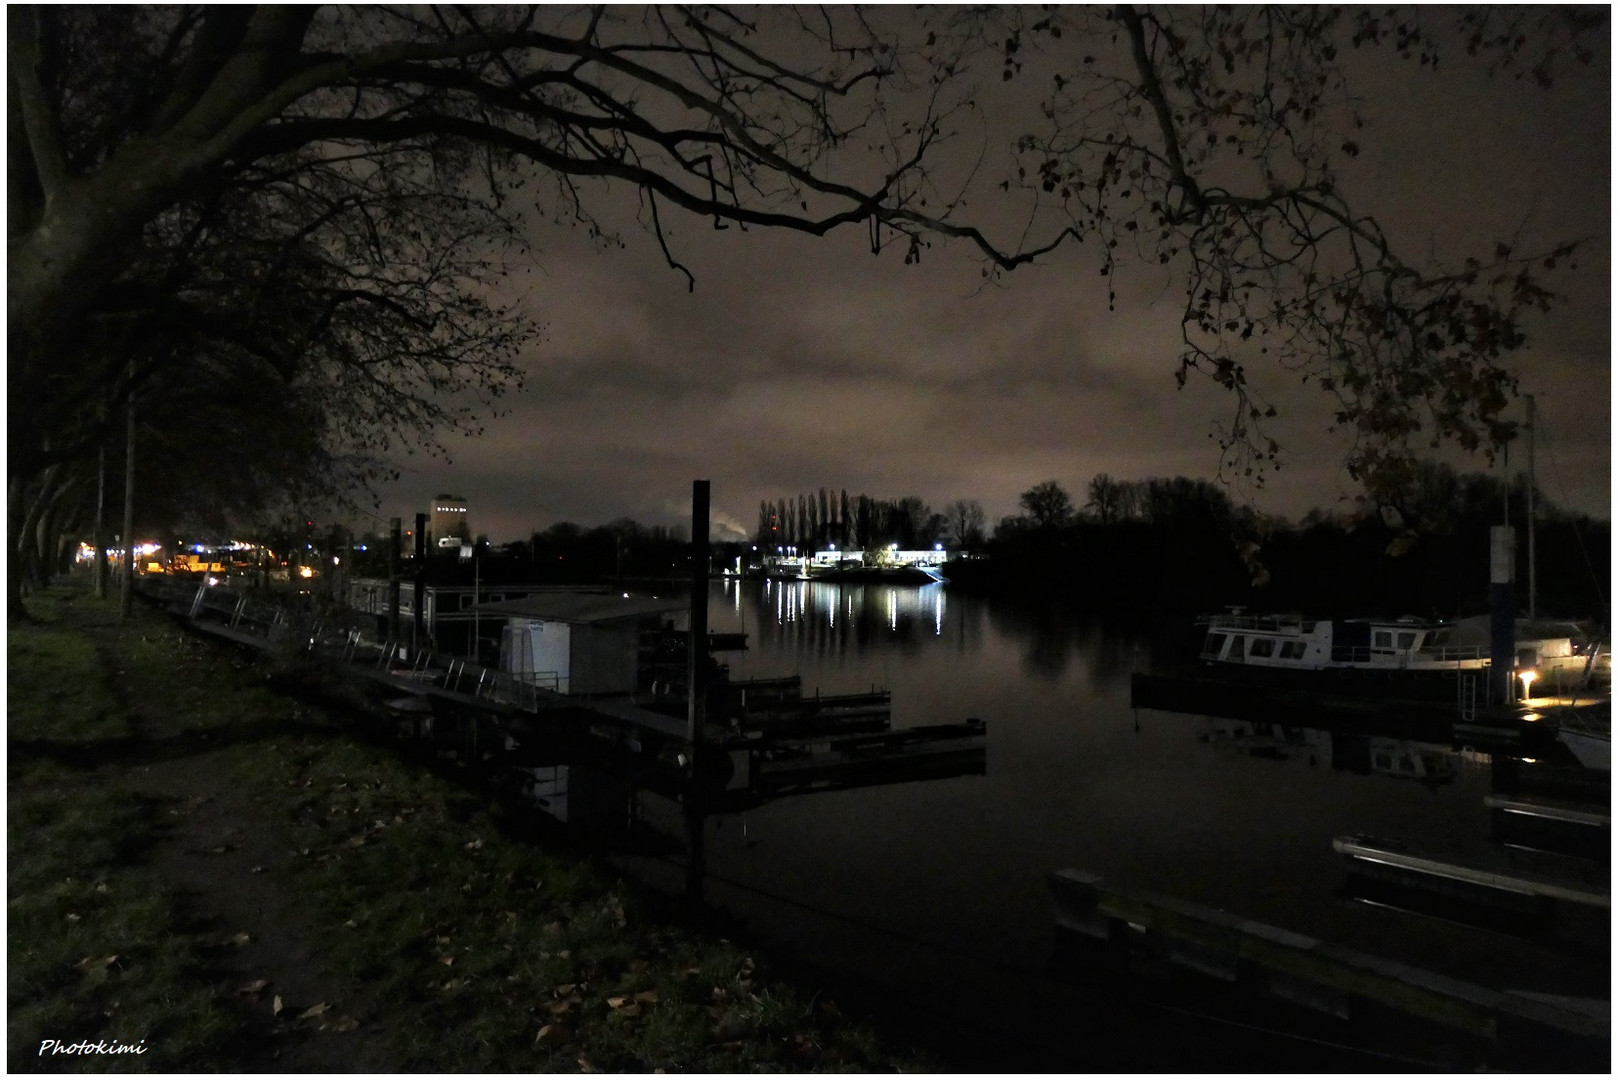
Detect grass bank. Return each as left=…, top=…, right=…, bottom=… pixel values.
left=8, top=579, right=925, bottom=1072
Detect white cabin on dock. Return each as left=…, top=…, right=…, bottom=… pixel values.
left=478, top=592, right=686, bottom=696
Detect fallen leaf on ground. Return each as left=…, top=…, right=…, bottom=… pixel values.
left=534, top=1023, right=571, bottom=1047
left=438, top=955, right=455, bottom=966
left=230, top=932, right=251, bottom=947
left=299, top=1002, right=330, bottom=1021
left=272, top=995, right=284, bottom=1016
left=74, top=954, right=118, bottom=972
left=236, top=979, right=270, bottom=996
left=634, top=990, right=659, bottom=1004
left=465, top=838, right=483, bottom=850
left=607, top=996, right=629, bottom=1009
left=324, top=1015, right=360, bottom=1033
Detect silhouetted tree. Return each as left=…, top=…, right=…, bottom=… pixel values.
left=10, top=7, right=1602, bottom=618
left=945, top=499, right=987, bottom=548
left=1019, top=480, right=1074, bottom=529
left=1084, top=474, right=1130, bottom=525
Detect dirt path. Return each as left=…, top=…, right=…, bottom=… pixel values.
left=85, top=627, right=393, bottom=1071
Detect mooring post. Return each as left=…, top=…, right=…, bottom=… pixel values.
left=685, top=479, right=711, bottom=910
left=413, top=512, right=428, bottom=655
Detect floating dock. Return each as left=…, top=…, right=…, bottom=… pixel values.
left=1332, top=834, right=1608, bottom=910
left=153, top=579, right=987, bottom=821
left=1048, top=869, right=1608, bottom=1070
left=1486, top=794, right=1610, bottom=862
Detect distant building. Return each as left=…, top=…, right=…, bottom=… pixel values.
left=431, top=494, right=470, bottom=548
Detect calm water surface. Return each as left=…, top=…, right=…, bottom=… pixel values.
left=625, top=579, right=1607, bottom=1047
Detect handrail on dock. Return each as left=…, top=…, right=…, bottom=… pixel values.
left=1049, top=869, right=1610, bottom=1048
left=1332, top=835, right=1609, bottom=909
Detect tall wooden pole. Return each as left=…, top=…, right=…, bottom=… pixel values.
left=413, top=512, right=427, bottom=652
left=119, top=384, right=135, bottom=620
left=685, top=480, right=710, bottom=910
left=1526, top=394, right=1537, bottom=621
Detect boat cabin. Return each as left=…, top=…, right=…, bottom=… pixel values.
left=1199, top=613, right=1486, bottom=672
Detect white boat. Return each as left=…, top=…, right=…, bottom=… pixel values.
left=1448, top=616, right=1609, bottom=697
left=1546, top=704, right=1612, bottom=772
left=1199, top=610, right=1607, bottom=696
left=1198, top=611, right=1489, bottom=673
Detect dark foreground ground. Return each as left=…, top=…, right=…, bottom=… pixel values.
left=10, top=581, right=932, bottom=1073
left=12, top=577, right=1570, bottom=1073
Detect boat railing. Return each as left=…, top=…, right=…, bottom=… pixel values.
left=1413, top=644, right=1491, bottom=663
left=1199, top=613, right=1313, bottom=633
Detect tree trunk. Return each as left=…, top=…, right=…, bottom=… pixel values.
left=94, top=443, right=108, bottom=598
left=119, top=384, right=135, bottom=620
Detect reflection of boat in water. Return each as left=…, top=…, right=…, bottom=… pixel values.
left=1366, top=736, right=1456, bottom=783
left=1199, top=718, right=1481, bottom=785
left=816, top=564, right=946, bottom=585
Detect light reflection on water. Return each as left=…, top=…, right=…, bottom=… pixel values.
left=663, top=580, right=1607, bottom=1003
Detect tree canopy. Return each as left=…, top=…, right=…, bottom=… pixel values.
left=7, top=5, right=1603, bottom=604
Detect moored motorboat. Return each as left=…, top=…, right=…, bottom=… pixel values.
left=1199, top=610, right=1605, bottom=694
left=1196, top=611, right=1483, bottom=704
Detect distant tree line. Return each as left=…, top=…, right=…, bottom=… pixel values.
left=951, top=466, right=1609, bottom=621
left=335, top=516, right=692, bottom=589
left=755, top=490, right=986, bottom=553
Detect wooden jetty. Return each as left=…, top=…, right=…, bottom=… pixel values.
left=1332, top=834, right=1608, bottom=911
left=150, top=576, right=987, bottom=823
left=1486, top=794, right=1610, bottom=862
left=1048, top=869, right=1608, bottom=1070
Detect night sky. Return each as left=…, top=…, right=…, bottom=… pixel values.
left=373, top=27, right=1610, bottom=543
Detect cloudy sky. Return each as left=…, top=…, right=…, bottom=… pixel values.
left=373, top=20, right=1610, bottom=543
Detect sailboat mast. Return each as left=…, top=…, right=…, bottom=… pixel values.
left=1527, top=394, right=1536, bottom=621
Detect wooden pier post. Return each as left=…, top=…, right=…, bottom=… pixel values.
left=685, top=480, right=710, bottom=911
left=413, top=512, right=427, bottom=653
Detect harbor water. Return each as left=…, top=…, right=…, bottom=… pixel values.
left=620, top=578, right=1609, bottom=1066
